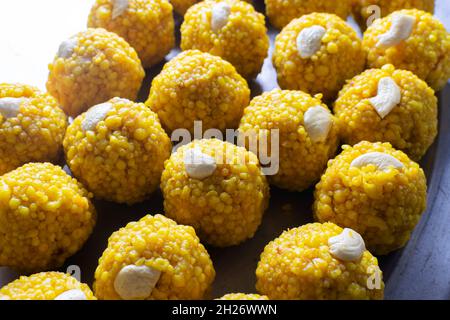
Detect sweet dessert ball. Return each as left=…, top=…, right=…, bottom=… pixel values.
left=256, top=222, right=384, bottom=300
left=0, top=163, right=96, bottom=273
left=63, top=98, right=171, bottom=204
left=0, top=83, right=67, bottom=175
left=353, top=0, right=435, bottom=30
left=265, top=0, right=353, bottom=30
left=0, top=272, right=96, bottom=300
left=160, top=139, right=270, bottom=247
left=47, top=28, right=145, bottom=117
left=313, top=141, right=427, bottom=255
left=238, top=89, right=339, bottom=192
left=94, top=214, right=215, bottom=300
left=88, top=0, right=175, bottom=68
left=170, top=0, right=251, bottom=15
left=334, top=64, right=437, bottom=161
left=181, top=0, right=269, bottom=78
left=217, top=293, right=269, bottom=300
left=362, top=9, right=450, bottom=91
left=146, top=50, right=250, bottom=134
left=273, top=13, right=366, bottom=101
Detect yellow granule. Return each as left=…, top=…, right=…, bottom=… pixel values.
left=161, top=139, right=270, bottom=247
left=273, top=13, right=366, bottom=101
left=0, top=83, right=67, bottom=175
left=313, top=141, right=427, bottom=255
left=256, top=222, right=384, bottom=300
left=363, top=9, right=450, bottom=91
left=217, top=293, right=269, bottom=300
left=88, top=0, right=175, bottom=68
left=171, top=0, right=251, bottom=15
left=63, top=97, right=172, bottom=204
left=353, top=0, right=435, bottom=30
left=47, top=28, right=145, bottom=117
left=94, top=214, right=215, bottom=300
left=334, top=64, right=437, bottom=161
left=146, top=50, right=250, bottom=134
left=0, top=163, right=96, bottom=273
left=0, top=272, right=96, bottom=300
left=265, top=0, right=353, bottom=30
left=181, top=0, right=269, bottom=79
left=238, top=89, right=339, bottom=192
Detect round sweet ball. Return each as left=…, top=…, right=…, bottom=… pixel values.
left=238, top=89, right=339, bottom=192
left=334, top=64, right=437, bottom=161
left=47, top=28, right=145, bottom=117
left=0, top=163, right=96, bottom=273
left=217, top=293, right=269, bottom=300
left=313, top=141, right=427, bottom=255
left=146, top=50, right=250, bottom=134
left=362, top=9, right=450, bottom=91
left=181, top=0, right=269, bottom=79
left=88, top=0, right=175, bottom=68
left=273, top=13, right=366, bottom=101
left=0, top=83, right=67, bottom=175
left=353, top=0, right=435, bottom=30
left=160, top=139, right=270, bottom=247
left=0, top=272, right=96, bottom=300
left=170, top=0, right=251, bottom=15
left=63, top=98, right=172, bottom=204
left=94, top=214, right=215, bottom=300
left=256, top=223, right=384, bottom=300
left=265, top=0, right=353, bottom=30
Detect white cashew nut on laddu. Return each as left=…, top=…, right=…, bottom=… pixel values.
left=57, top=37, right=79, bottom=59
left=369, top=77, right=401, bottom=119
left=350, top=152, right=404, bottom=172
left=303, top=106, right=333, bottom=143
left=296, top=25, right=327, bottom=59
left=0, top=97, right=28, bottom=119
left=328, top=228, right=366, bottom=262
left=211, top=2, right=231, bottom=33
left=377, top=13, right=416, bottom=48
left=54, top=289, right=87, bottom=300
left=184, top=148, right=217, bottom=180
left=114, top=264, right=162, bottom=300
left=81, top=102, right=113, bottom=132
left=112, top=0, right=129, bottom=20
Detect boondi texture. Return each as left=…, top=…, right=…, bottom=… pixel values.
left=88, top=0, right=175, bottom=68
left=94, top=214, right=215, bottom=300
left=181, top=0, right=269, bottom=78
left=0, top=83, right=67, bottom=175
left=273, top=13, right=366, bottom=101
left=313, top=141, right=427, bottom=255
left=161, top=139, right=270, bottom=247
left=171, top=0, right=251, bottom=15
left=256, top=222, right=384, bottom=300
left=218, top=293, right=269, bottom=300
left=334, top=64, right=437, bottom=161
left=265, top=0, right=353, bottom=30
left=0, top=163, right=96, bottom=273
left=146, top=50, right=250, bottom=134
left=363, top=9, right=450, bottom=91
left=0, top=272, right=96, bottom=300
left=47, top=28, right=145, bottom=117
left=64, top=98, right=171, bottom=204
left=239, top=89, right=339, bottom=192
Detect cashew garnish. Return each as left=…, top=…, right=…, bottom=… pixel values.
left=112, top=0, right=129, bottom=20
left=304, top=106, right=333, bottom=143
left=81, top=102, right=113, bottom=132
left=296, top=25, right=326, bottom=59
left=328, top=228, right=366, bottom=262
left=57, top=38, right=78, bottom=59
left=184, top=148, right=217, bottom=180
left=369, top=77, right=401, bottom=119
left=0, top=97, right=28, bottom=119
left=54, top=289, right=88, bottom=300
left=350, top=152, right=404, bottom=172
left=211, top=2, right=231, bottom=33
left=377, top=14, right=416, bottom=48
left=114, top=265, right=162, bottom=300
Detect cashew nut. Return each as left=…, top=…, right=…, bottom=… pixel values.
left=303, top=106, right=333, bottom=143
left=211, top=2, right=231, bottom=33
left=369, top=77, right=401, bottom=119
left=328, top=228, right=366, bottom=262
left=296, top=25, right=326, bottom=59
left=81, top=102, right=113, bottom=132
left=57, top=38, right=78, bottom=59
left=114, top=265, right=162, bottom=300
left=54, top=289, right=87, bottom=300
left=350, top=152, right=404, bottom=172
left=112, top=0, right=129, bottom=20
left=0, top=97, right=28, bottom=119
left=184, top=148, right=217, bottom=180
left=377, top=13, right=416, bottom=48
